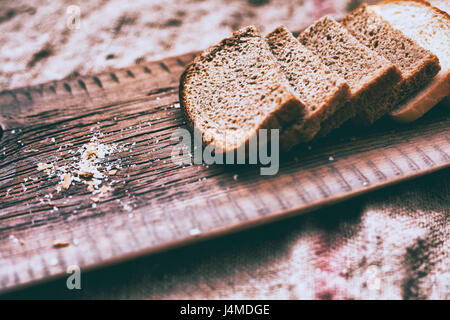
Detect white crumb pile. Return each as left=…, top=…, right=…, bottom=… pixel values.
left=37, top=135, right=122, bottom=201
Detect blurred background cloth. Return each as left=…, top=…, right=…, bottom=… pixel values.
left=0, top=0, right=377, bottom=90
left=0, top=0, right=448, bottom=299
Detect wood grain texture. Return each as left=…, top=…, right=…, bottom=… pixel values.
left=0, top=51, right=449, bottom=293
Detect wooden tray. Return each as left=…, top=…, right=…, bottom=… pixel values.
left=0, top=51, right=449, bottom=293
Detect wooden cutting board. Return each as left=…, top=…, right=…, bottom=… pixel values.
left=0, top=51, right=449, bottom=293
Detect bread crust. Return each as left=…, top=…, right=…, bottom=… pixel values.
left=376, top=0, right=450, bottom=18
left=390, top=72, right=450, bottom=122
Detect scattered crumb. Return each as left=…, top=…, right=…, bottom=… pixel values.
left=37, top=162, right=52, bottom=171
left=9, top=234, right=19, bottom=244
left=233, top=174, right=238, bottom=181
left=87, top=182, right=95, bottom=192
left=123, top=203, right=132, bottom=211
left=189, top=228, right=201, bottom=236
left=52, top=241, right=69, bottom=249
left=35, top=135, right=123, bottom=207
left=99, top=185, right=110, bottom=194
left=62, top=173, right=72, bottom=190
left=85, top=150, right=97, bottom=161
left=8, top=234, right=25, bottom=246
left=76, top=170, right=94, bottom=178
left=24, top=149, right=39, bottom=153
left=329, top=156, right=334, bottom=161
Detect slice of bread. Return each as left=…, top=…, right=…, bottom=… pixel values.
left=372, top=0, right=450, bottom=122
left=266, top=26, right=350, bottom=149
left=298, top=16, right=402, bottom=133
left=179, top=26, right=305, bottom=154
left=342, top=4, right=441, bottom=124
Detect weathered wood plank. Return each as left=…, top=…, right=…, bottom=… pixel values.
left=0, top=52, right=449, bottom=293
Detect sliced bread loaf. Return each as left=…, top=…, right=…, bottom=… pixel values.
left=372, top=0, right=450, bottom=122
left=298, top=16, right=402, bottom=134
left=342, top=3, right=441, bottom=124
left=266, top=26, right=350, bottom=149
left=179, top=26, right=305, bottom=154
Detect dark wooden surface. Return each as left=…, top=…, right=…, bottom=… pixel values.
left=0, top=51, right=449, bottom=293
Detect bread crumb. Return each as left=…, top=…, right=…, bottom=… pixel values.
left=76, top=170, right=94, bottom=178
left=62, top=173, right=72, bottom=190
left=52, top=241, right=69, bottom=249
left=189, top=228, right=201, bottom=236
left=37, top=163, right=52, bottom=171
left=85, top=150, right=97, bottom=161
left=108, top=169, right=117, bottom=175
left=99, top=185, right=110, bottom=194
left=87, top=182, right=95, bottom=192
